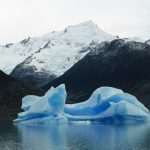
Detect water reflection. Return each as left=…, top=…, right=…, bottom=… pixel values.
left=1, top=119, right=150, bottom=150
left=16, top=124, right=68, bottom=150
left=65, top=123, right=150, bottom=150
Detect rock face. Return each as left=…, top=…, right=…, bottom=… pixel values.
left=10, top=21, right=115, bottom=87
left=43, top=39, right=150, bottom=109
left=0, top=70, right=43, bottom=116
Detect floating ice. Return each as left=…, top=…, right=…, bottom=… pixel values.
left=14, top=84, right=67, bottom=125
left=64, top=87, right=150, bottom=123
left=21, top=87, right=55, bottom=111
left=14, top=85, right=150, bottom=124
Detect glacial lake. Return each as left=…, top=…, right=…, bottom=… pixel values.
left=1, top=119, right=150, bottom=150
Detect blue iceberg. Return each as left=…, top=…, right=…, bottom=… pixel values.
left=14, top=84, right=68, bottom=125
left=14, top=85, right=150, bottom=124
left=64, top=87, right=150, bottom=123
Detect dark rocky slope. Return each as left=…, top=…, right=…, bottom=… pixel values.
left=0, top=70, right=43, bottom=117
left=10, top=52, right=57, bottom=88
left=43, top=39, right=150, bottom=109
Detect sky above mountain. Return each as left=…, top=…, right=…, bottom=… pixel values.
left=0, top=0, right=150, bottom=44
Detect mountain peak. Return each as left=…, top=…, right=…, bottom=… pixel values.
left=65, top=20, right=98, bottom=31
left=61, top=20, right=115, bottom=46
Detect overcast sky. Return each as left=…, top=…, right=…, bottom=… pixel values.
left=0, top=0, right=150, bottom=44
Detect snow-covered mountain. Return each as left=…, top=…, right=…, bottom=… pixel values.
left=0, top=36, right=51, bottom=74
left=9, top=21, right=117, bottom=86
left=0, top=21, right=115, bottom=75
left=21, top=21, right=116, bottom=75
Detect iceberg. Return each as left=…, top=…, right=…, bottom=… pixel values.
left=14, top=85, right=150, bottom=124
left=14, top=84, right=68, bottom=125
left=64, top=87, right=150, bottom=123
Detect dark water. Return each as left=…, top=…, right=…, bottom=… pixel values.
left=1, top=119, right=150, bottom=150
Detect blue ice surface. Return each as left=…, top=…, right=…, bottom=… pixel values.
left=14, top=84, right=68, bottom=125
left=14, top=85, right=150, bottom=125
left=64, top=87, right=150, bottom=123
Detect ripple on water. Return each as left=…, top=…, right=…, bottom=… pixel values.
left=1, top=119, right=150, bottom=150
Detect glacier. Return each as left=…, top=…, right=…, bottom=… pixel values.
left=14, top=85, right=150, bottom=125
